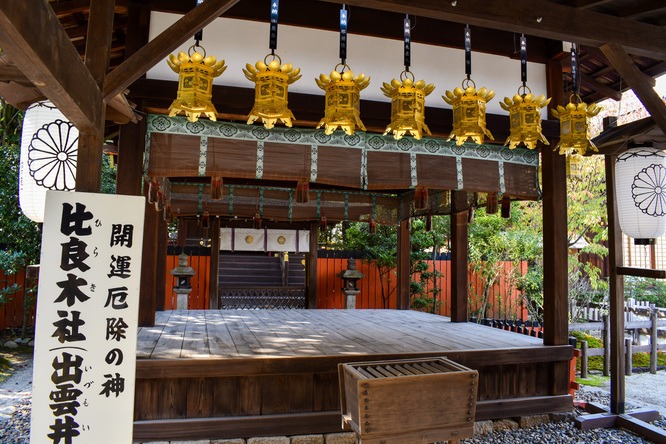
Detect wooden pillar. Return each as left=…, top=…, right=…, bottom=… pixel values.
left=209, top=217, right=221, bottom=309
left=542, top=144, right=569, bottom=346
left=76, top=0, right=115, bottom=193
left=606, top=154, right=626, bottom=414
left=451, top=190, right=469, bottom=323
left=177, top=219, right=188, bottom=248
left=139, top=181, right=158, bottom=326
left=155, top=215, right=167, bottom=312
left=397, top=218, right=410, bottom=310
left=307, top=221, right=319, bottom=309
left=116, top=117, right=145, bottom=196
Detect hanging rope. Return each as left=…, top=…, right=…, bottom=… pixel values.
left=571, top=43, right=581, bottom=97
left=404, top=15, right=411, bottom=72
left=269, top=0, right=279, bottom=55
left=465, top=24, right=472, bottom=81
left=520, top=34, right=527, bottom=88
left=194, top=0, right=204, bottom=45
left=339, top=5, right=348, bottom=66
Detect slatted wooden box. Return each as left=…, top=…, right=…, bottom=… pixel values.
left=339, top=357, right=478, bottom=444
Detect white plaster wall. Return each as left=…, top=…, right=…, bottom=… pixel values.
left=147, top=12, right=548, bottom=117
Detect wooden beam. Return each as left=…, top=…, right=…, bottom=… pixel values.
left=581, top=73, right=622, bottom=101
left=116, top=116, right=146, bottom=195
left=541, top=142, right=569, bottom=346
left=617, top=266, right=666, bottom=279
left=600, top=43, right=666, bottom=137
left=0, top=0, right=102, bottom=131
left=307, top=221, right=319, bottom=309
left=396, top=218, right=410, bottom=310
left=104, top=0, right=241, bottom=100
left=575, top=408, right=660, bottom=430
left=605, top=154, right=626, bottom=415
left=617, top=414, right=666, bottom=442
left=451, top=191, right=469, bottom=323
left=319, top=0, right=666, bottom=60
left=208, top=217, right=221, bottom=309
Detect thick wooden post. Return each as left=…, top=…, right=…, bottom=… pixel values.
left=138, top=182, right=158, bottom=326
left=155, top=215, right=167, bottom=312
left=116, top=117, right=145, bottom=196
left=541, top=139, right=570, bottom=397
left=307, top=221, right=319, bottom=309
left=606, top=154, right=626, bottom=414
left=209, top=217, right=221, bottom=309
left=451, top=190, right=469, bottom=323
left=397, top=218, right=411, bottom=310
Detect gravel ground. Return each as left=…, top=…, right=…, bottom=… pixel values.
left=0, top=356, right=664, bottom=444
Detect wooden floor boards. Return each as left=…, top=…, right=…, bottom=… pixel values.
left=136, top=309, right=543, bottom=359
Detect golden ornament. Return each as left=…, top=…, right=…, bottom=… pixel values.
left=380, top=71, right=435, bottom=140
left=443, top=80, right=495, bottom=145
left=315, top=65, right=370, bottom=135
left=500, top=88, right=551, bottom=150
left=167, top=45, right=227, bottom=122
left=551, top=96, right=602, bottom=156
left=243, top=55, right=302, bottom=129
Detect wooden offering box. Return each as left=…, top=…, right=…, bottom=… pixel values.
left=339, top=357, right=478, bottom=444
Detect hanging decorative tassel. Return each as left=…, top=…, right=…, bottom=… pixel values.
left=253, top=211, right=262, bottom=230
left=154, top=183, right=165, bottom=212
left=486, top=193, right=498, bottom=214
left=296, top=180, right=310, bottom=203
left=369, top=218, right=376, bottom=234
left=201, top=209, right=210, bottom=230
left=319, top=215, right=327, bottom=232
left=414, top=186, right=429, bottom=210
left=164, top=203, right=173, bottom=223
left=468, top=206, right=475, bottom=224
left=147, top=177, right=158, bottom=203
left=501, top=195, right=511, bottom=219
left=425, top=214, right=432, bottom=232
left=210, top=176, right=223, bottom=200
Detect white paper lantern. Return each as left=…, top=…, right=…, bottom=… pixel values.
left=19, top=101, right=78, bottom=223
left=615, top=145, right=666, bottom=244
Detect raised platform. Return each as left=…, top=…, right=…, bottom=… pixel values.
left=133, top=310, right=573, bottom=441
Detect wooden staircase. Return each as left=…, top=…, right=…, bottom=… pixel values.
left=218, top=252, right=307, bottom=309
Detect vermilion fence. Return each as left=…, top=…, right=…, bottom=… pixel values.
left=317, top=254, right=528, bottom=320
left=0, top=269, right=35, bottom=330
left=1, top=255, right=528, bottom=329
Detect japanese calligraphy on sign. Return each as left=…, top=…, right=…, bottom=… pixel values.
left=31, top=191, right=145, bottom=444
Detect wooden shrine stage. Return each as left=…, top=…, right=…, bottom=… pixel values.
left=133, top=310, right=573, bottom=441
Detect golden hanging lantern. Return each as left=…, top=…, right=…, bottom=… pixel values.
left=380, top=71, right=435, bottom=140
left=315, top=65, right=370, bottom=135
left=443, top=79, right=495, bottom=145
left=167, top=45, right=227, bottom=122
left=243, top=55, right=302, bottom=129
left=500, top=87, right=551, bottom=150
left=551, top=95, right=602, bottom=156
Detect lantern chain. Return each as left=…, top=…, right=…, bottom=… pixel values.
left=194, top=0, right=204, bottom=46
left=340, top=5, right=348, bottom=66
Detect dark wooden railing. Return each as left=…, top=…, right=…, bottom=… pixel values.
left=219, top=287, right=306, bottom=309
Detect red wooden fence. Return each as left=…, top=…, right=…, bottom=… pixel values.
left=0, top=269, right=36, bottom=330
left=1, top=257, right=528, bottom=329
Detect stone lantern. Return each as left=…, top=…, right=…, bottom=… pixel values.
left=170, top=253, right=196, bottom=310
left=337, top=258, right=365, bottom=309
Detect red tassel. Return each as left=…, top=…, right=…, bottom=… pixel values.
left=414, top=186, right=429, bottom=210
left=154, top=185, right=165, bottom=211
left=296, top=181, right=310, bottom=203
left=147, top=178, right=158, bottom=203
left=425, top=214, right=432, bottom=232
left=319, top=216, right=327, bottom=232
left=369, top=218, right=376, bottom=234
left=210, top=176, right=223, bottom=200
left=201, top=209, right=210, bottom=230
left=501, top=196, right=511, bottom=219
left=253, top=211, right=262, bottom=230
left=486, top=193, right=498, bottom=214
left=164, top=203, right=173, bottom=223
